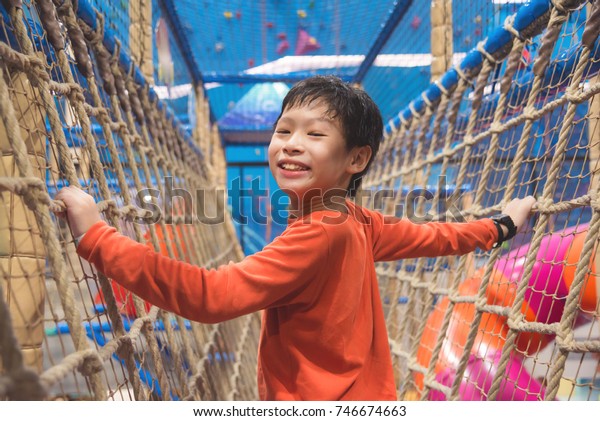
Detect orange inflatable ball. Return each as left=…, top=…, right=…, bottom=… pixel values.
left=414, top=270, right=509, bottom=392
left=563, top=231, right=599, bottom=314
left=415, top=268, right=550, bottom=400
left=486, top=267, right=553, bottom=354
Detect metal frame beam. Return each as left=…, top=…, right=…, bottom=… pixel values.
left=158, top=0, right=216, bottom=123
left=203, top=72, right=355, bottom=84
left=352, top=0, right=413, bottom=84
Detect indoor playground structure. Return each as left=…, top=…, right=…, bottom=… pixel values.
left=1, top=0, right=599, bottom=401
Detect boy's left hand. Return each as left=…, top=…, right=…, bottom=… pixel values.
left=54, top=186, right=102, bottom=238
left=501, top=195, right=536, bottom=235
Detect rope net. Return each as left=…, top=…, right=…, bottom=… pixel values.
left=363, top=0, right=600, bottom=401
left=1, top=0, right=600, bottom=403
left=0, top=0, right=256, bottom=401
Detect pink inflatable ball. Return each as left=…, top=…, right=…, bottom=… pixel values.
left=429, top=351, right=546, bottom=401
left=494, top=224, right=587, bottom=326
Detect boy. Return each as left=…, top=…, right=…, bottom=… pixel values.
left=55, top=76, right=535, bottom=400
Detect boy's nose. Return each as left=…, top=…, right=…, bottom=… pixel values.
left=283, top=134, right=304, bottom=154
left=283, top=144, right=303, bottom=154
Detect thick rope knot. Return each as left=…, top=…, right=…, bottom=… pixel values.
left=469, top=203, right=484, bottom=218
left=128, top=134, right=141, bottom=147
left=48, top=80, right=83, bottom=97
left=109, top=120, right=127, bottom=133
left=83, top=103, right=109, bottom=118
left=115, top=335, right=134, bottom=361
left=0, top=176, right=44, bottom=195
left=54, top=0, right=73, bottom=14
left=0, top=368, right=47, bottom=400
left=590, top=195, right=600, bottom=213
left=0, top=176, right=58, bottom=211
left=442, top=147, right=455, bottom=159
left=463, top=134, right=475, bottom=146
left=27, top=61, right=51, bottom=87
left=506, top=315, right=528, bottom=332
left=488, top=121, right=504, bottom=135
left=164, top=161, right=176, bottom=172
left=551, top=0, right=585, bottom=14
left=0, top=45, right=49, bottom=84
left=141, top=146, right=155, bottom=158
left=533, top=197, right=554, bottom=214
left=522, top=104, right=537, bottom=121
left=554, top=327, right=575, bottom=351
left=119, top=204, right=153, bottom=221
left=564, top=87, right=588, bottom=104
left=78, top=350, right=105, bottom=377
left=96, top=199, right=117, bottom=214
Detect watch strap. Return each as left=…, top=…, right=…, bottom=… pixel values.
left=490, top=214, right=517, bottom=248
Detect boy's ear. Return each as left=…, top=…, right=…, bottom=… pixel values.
left=348, top=146, right=372, bottom=174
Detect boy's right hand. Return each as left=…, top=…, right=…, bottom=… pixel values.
left=54, top=186, right=101, bottom=238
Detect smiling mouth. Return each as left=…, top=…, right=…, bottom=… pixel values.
left=279, top=162, right=310, bottom=171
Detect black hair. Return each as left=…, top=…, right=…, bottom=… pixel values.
left=274, top=75, right=383, bottom=197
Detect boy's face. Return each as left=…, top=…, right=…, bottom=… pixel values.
left=268, top=101, right=359, bottom=206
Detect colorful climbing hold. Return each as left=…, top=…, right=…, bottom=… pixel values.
left=224, top=10, right=233, bottom=19
left=277, top=32, right=287, bottom=40
left=276, top=39, right=290, bottom=55
left=297, top=9, right=307, bottom=18
left=295, top=28, right=320, bottom=55
left=410, top=15, right=422, bottom=30
left=215, top=42, right=225, bottom=52
left=266, top=22, right=274, bottom=29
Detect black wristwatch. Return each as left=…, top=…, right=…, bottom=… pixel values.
left=490, top=214, right=517, bottom=249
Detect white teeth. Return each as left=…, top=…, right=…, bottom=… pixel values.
left=281, top=163, right=308, bottom=171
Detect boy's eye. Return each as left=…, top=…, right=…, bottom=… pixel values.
left=275, top=129, right=290, bottom=134
left=308, top=132, right=325, bottom=137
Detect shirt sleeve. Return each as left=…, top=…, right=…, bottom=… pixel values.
left=368, top=210, right=499, bottom=262
left=77, top=220, right=330, bottom=323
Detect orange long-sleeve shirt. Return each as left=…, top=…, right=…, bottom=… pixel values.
left=77, top=200, right=498, bottom=400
